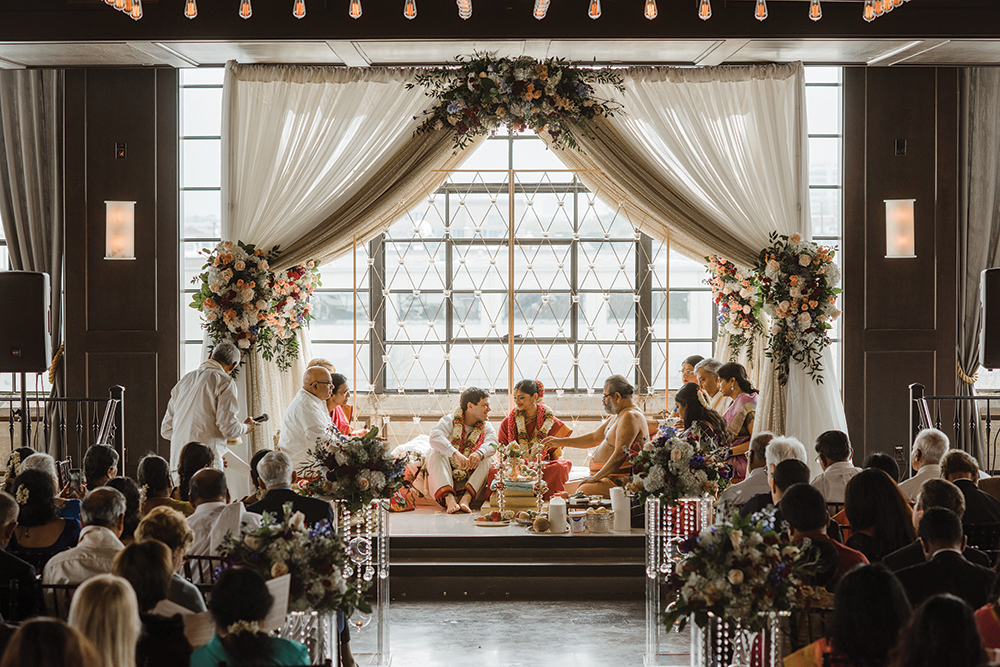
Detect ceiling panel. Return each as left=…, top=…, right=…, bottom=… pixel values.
left=729, top=39, right=920, bottom=64
left=0, top=42, right=176, bottom=67
left=546, top=40, right=718, bottom=64
left=158, top=41, right=343, bottom=66
left=356, top=41, right=529, bottom=65
left=897, top=40, right=1000, bottom=64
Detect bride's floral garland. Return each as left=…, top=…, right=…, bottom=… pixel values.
left=407, top=53, right=624, bottom=151
left=504, top=404, right=555, bottom=479
left=756, top=232, right=841, bottom=386
left=705, top=255, right=763, bottom=363
left=450, top=408, right=486, bottom=483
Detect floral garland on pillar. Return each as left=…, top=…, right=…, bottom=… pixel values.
left=189, top=240, right=322, bottom=373
left=705, top=255, right=764, bottom=362
left=407, top=53, right=624, bottom=151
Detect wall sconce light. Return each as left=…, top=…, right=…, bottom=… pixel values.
left=105, top=201, right=136, bottom=260
left=885, top=199, right=916, bottom=258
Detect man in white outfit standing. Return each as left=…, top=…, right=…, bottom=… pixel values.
left=161, top=342, right=257, bottom=470
left=427, top=387, right=498, bottom=514
left=277, top=365, right=334, bottom=470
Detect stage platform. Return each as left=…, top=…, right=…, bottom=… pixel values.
left=387, top=506, right=646, bottom=602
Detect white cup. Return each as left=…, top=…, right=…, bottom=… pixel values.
left=568, top=510, right=587, bottom=533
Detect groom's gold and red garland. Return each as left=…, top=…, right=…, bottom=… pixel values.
left=449, top=408, right=486, bottom=483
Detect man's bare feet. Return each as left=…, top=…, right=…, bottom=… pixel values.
left=457, top=493, right=473, bottom=513
left=445, top=495, right=462, bottom=514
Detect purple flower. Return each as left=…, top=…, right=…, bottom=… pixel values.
left=679, top=535, right=699, bottom=553
left=767, top=563, right=788, bottom=587
left=689, top=455, right=705, bottom=468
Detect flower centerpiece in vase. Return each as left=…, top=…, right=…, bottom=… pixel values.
left=629, top=424, right=732, bottom=509
left=756, top=232, right=842, bottom=386
left=705, top=255, right=763, bottom=361
left=298, top=426, right=406, bottom=514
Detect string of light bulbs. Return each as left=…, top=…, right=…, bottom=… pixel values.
left=112, top=0, right=913, bottom=23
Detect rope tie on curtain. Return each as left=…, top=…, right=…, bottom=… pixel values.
left=958, top=359, right=979, bottom=385
left=48, top=344, right=64, bottom=384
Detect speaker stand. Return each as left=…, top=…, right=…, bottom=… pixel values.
left=18, top=372, right=28, bottom=450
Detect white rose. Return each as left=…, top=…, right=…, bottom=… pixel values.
left=728, top=569, right=745, bottom=585
left=270, top=561, right=290, bottom=578
left=789, top=233, right=803, bottom=245
left=642, top=441, right=655, bottom=452
left=798, top=254, right=812, bottom=267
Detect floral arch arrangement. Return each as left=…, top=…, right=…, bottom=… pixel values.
left=407, top=53, right=625, bottom=150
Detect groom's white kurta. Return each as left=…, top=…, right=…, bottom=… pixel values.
left=426, top=414, right=499, bottom=503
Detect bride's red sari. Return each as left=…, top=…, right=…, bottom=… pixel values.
left=491, top=404, right=573, bottom=500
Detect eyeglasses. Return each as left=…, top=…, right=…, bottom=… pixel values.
left=602, top=393, right=614, bottom=399
left=338, top=389, right=351, bottom=396
left=312, top=381, right=332, bottom=386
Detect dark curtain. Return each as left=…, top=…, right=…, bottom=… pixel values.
left=0, top=69, right=64, bottom=456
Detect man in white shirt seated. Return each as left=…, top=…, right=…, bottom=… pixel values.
left=186, top=468, right=261, bottom=558
left=427, top=387, right=498, bottom=514
left=694, top=358, right=732, bottom=416
left=718, top=431, right=774, bottom=508
left=43, top=487, right=126, bottom=585
left=810, top=430, right=861, bottom=505
left=898, top=428, right=949, bottom=502
left=161, top=341, right=257, bottom=470
left=278, top=366, right=335, bottom=469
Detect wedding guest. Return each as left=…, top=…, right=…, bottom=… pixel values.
left=888, top=594, right=989, bottom=667
left=328, top=373, right=353, bottom=436
left=898, top=428, right=949, bottom=502
left=496, top=380, right=572, bottom=500
left=543, top=375, right=649, bottom=499
left=7, top=469, right=81, bottom=571
left=187, top=468, right=261, bottom=558
left=106, top=476, right=141, bottom=547
left=883, top=479, right=993, bottom=571
left=810, top=430, right=861, bottom=505
left=781, top=483, right=868, bottom=587
left=68, top=574, right=141, bottom=667
left=672, top=383, right=731, bottom=447
left=21, top=453, right=81, bottom=520
left=306, top=357, right=335, bottom=374
left=941, top=450, right=1000, bottom=526
left=174, top=442, right=215, bottom=504
left=190, top=567, right=310, bottom=667
left=0, top=490, right=44, bottom=622
left=277, top=365, right=335, bottom=469
left=694, top=358, right=733, bottom=414
left=113, top=540, right=193, bottom=667
left=719, top=431, right=774, bottom=508
left=741, top=459, right=843, bottom=541
left=0, top=618, right=101, bottom=667
left=138, top=454, right=193, bottom=517
left=2, top=447, right=35, bottom=494
left=783, top=564, right=912, bottom=667
left=845, top=468, right=915, bottom=562
left=865, top=452, right=901, bottom=483
left=739, top=436, right=809, bottom=517
left=82, top=444, right=119, bottom=491
left=134, top=507, right=205, bottom=612
left=43, top=486, right=126, bottom=586
left=894, top=508, right=996, bottom=610
left=161, top=342, right=257, bottom=470
left=240, top=448, right=273, bottom=505
left=247, top=451, right=335, bottom=527
left=717, top=362, right=758, bottom=482
left=679, top=355, right=703, bottom=385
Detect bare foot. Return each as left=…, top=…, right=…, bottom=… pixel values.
left=458, top=503, right=472, bottom=514
left=445, top=496, right=462, bottom=514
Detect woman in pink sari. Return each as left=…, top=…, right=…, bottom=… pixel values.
left=328, top=372, right=352, bottom=435
left=496, top=380, right=572, bottom=500
left=718, top=362, right=758, bottom=483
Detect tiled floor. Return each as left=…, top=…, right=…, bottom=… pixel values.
left=349, top=599, right=691, bottom=667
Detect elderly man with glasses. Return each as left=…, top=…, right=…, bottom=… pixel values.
left=277, top=365, right=335, bottom=469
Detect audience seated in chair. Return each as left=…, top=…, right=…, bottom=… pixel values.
left=3, top=447, right=36, bottom=494
left=7, top=468, right=81, bottom=572
left=783, top=564, right=912, bottom=667
left=43, top=486, right=126, bottom=586
left=894, top=507, right=996, bottom=610
left=189, top=567, right=311, bottom=667
left=780, top=483, right=868, bottom=588
left=187, top=468, right=261, bottom=560
left=864, top=452, right=900, bottom=484
left=138, top=454, right=193, bottom=518
left=239, top=449, right=273, bottom=505
left=718, top=431, right=773, bottom=509
left=810, top=431, right=861, bottom=506
left=105, top=476, right=142, bottom=547
left=882, top=478, right=992, bottom=572
left=740, top=435, right=808, bottom=517
left=135, top=506, right=205, bottom=612
left=0, top=617, right=101, bottom=667
left=942, top=449, right=1000, bottom=526
left=174, top=442, right=216, bottom=505
left=68, top=574, right=141, bottom=667
left=897, top=428, right=949, bottom=502
left=0, top=490, right=44, bottom=622
left=888, top=594, right=990, bottom=667
left=21, top=452, right=82, bottom=521
left=742, top=459, right=844, bottom=543
left=83, top=444, right=119, bottom=492
left=247, top=451, right=335, bottom=528
left=844, top=468, right=915, bottom=563
left=113, top=540, right=193, bottom=667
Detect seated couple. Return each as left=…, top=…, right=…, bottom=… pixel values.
left=428, top=381, right=573, bottom=514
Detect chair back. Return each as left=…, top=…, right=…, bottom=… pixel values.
left=183, top=554, right=227, bottom=586
left=41, top=583, right=79, bottom=620
left=965, top=522, right=1000, bottom=561
left=979, top=477, right=1000, bottom=504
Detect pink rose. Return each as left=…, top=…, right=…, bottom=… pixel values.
left=798, top=254, right=811, bottom=267
left=789, top=233, right=802, bottom=245
left=235, top=261, right=246, bottom=271
left=767, top=260, right=780, bottom=273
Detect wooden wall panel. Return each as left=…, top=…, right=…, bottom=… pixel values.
left=843, top=67, right=959, bottom=464
left=64, top=68, right=179, bottom=474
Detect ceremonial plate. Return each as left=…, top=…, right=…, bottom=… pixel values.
left=514, top=517, right=534, bottom=526
left=474, top=519, right=511, bottom=527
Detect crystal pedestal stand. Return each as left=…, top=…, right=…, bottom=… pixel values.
left=278, top=610, right=340, bottom=665
left=334, top=499, right=391, bottom=666
left=689, top=612, right=787, bottom=667
left=644, top=496, right=714, bottom=667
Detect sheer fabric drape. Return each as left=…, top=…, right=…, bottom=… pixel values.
left=957, top=68, right=1000, bottom=465
left=0, top=69, right=64, bottom=456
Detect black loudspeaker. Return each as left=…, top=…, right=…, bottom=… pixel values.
left=0, top=271, right=51, bottom=373
left=981, top=269, right=1000, bottom=369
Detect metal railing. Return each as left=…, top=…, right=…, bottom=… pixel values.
left=909, top=382, right=1000, bottom=475
left=2, top=384, right=124, bottom=468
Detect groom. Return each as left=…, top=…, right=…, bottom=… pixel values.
left=427, top=387, right=498, bottom=514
